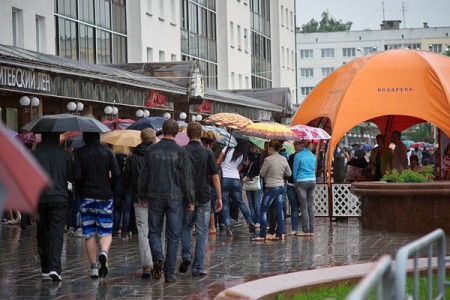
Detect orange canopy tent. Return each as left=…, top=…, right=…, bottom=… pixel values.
left=291, top=49, right=450, bottom=181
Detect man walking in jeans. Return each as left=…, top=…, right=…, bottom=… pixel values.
left=179, top=122, right=222, bottom=276
left=138, top=119, right=194, bottom=283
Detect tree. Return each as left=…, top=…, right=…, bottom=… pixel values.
left=301, top=11, right=352, bottom=33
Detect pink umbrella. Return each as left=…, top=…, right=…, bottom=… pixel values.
left=289, top=125, right=331, bottom=140
left=0, top=123, right=50, bottom=213
left=158, top=132, right=189, bottom=147
left=102, top=118, right=135, bottom=131
left=16, top=132, right=42, bottom=143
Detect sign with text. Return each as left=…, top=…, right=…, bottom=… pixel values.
left=145, top=90, right=167, bottom=108
left=0, top=66, right=51, bottom=92
left=197, top=99, right=212, bottom=113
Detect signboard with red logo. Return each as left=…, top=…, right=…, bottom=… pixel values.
left=145, top=90, right=167, bottom=108
left=197, top=99, right=212, bottom=113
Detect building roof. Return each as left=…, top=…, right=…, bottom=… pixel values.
left=0, top=44, right=186, bottom=95
left=227, top=88, right=294, bottom=115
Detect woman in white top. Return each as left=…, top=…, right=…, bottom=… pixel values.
left=216, top=138, right=256, bottom=237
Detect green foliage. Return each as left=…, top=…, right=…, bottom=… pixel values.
left=301, top=11, right=352, bottom=33
left=402, top=122, right=435, bottom=144
left=381, top=167, right=434, bottom=182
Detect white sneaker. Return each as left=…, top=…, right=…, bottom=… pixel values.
left=42, top=272, right=52, bottom=280
left=49, top=271, right=62, bottom=282
left=90, top=268, right=99, bottom=278
left=75, top=228, right=84, bottom=238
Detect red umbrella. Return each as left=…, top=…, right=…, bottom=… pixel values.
left=102, top=118, right=135, bottom=130
left=16, top=132, right=42, bottom=144
left=0, top=123, right=50, bottom=213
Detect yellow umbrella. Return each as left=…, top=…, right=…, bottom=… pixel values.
left=100, top=130, right=142, bottom=147
left=204, top=113, right=253, bottom=129
left=239, top=122, right=298, bottom=141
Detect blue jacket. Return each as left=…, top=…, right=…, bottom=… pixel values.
left=138, top=138, right=194, bottom=204
left=293, top=148, right=316, bottom=182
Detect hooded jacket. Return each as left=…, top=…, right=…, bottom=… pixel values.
left=122, top=142, right=152, bottom=201
left=74, top=132, right=119, bottom=200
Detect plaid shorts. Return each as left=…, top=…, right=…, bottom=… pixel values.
left=80, top=198, right=113, bottom=238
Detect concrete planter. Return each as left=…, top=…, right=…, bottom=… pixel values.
left=351, top=181, right=450, bottom=234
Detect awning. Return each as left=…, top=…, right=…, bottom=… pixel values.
left=228, top=88, right=294, bottom=116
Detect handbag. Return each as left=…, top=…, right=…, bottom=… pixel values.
left=243, top=175, right=261, bottom=191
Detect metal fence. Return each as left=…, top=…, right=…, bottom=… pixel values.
left=346, top=229, right=448, bottom=300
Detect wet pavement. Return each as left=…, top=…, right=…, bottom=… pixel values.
left=1, top=218, right=449, bottom=299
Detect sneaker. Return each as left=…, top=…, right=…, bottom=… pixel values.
left=90, top=268, right=99, bottom=278
left=249, top=223, right=256, bottom=234
left=49, top=271, right=62, bottom=282
left=152, top=259, right=164, bottom=280
left=68, top=227, right=75, bottom=235
left=42, top=272, right=52, bottom=280
left=98, top=253, right=108, bottom=278
left=226, top=225, right=233, bottom=237
left=192, top=270, right=208, bottom=277
left=178, top=260, right=191, bottom=273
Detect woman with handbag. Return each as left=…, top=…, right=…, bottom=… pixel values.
left=216, top=138, right=256, bottom=237
left=252, top=141, right=291, bottom=241
left=242, top=142, right=262, bottom=226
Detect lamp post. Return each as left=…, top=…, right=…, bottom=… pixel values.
left=179, top=112, right=187, bottom=121
left=104, top=105, right=113, bottom=120
left=136, top=109, right=144, bottom=118
left=196, top=114, right=203, bottom=122
left=20, top=95, right=40, bottom=123
left=163, top=112, right=171, bottom=119
left=67, top=101, right=84, bottom=115
left=143, top=109, right=150, bottom=117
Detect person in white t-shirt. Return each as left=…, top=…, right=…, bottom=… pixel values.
left=216, top=138, right=256, bottom=237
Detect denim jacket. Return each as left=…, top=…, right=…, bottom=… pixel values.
left=138, top=138, right=195, bottom=204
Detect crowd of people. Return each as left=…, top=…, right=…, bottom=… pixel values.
left=2, top=119, right=320, bottom=284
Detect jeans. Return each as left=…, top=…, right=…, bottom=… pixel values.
left=259, top=186, right=285, bottom=238
left=294, top=181, right=316, bottom=233
left=181, top=202, right=210, bottom=273
left=220, top=178, right=253, bottom=226
left=246, top=189, right=262, bottom=224
left=113, top=190, right=132, bottom=234
left=287, top=185, right=299, bottom=231
left=67, top=190, right=80, bottom=229
left=134, top=202, right=153, bottom=269
left=148, top=197, right=183, bottom=278
left=37, top=201, right=68, bottom=275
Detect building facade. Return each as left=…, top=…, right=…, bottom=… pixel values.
left=296, top=22, right=450, bottom=105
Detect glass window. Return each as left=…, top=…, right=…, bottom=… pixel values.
left=321, top=48, right=334, bottom=58
left=96, top=29, right=111, bottom=64
left=301, top=87, right=314, bottom=96
left=280, top=5, right=284, bottom=26
left=230, top=22, right=234, bottom=46
left=342, top=47, right=356, bottom=57
left=12, top=10, right=17, bottom=47
left=321, top=67, right=334, bottom=76
left=363, top=47, right=377, bottom=54
left=300, top=49, right=313, bottom=59
left=112, top=33, right=126, bottom=63
left=300, top=68, right=314, bottom=78
left=79, top=0, right=94, bottom=23
left=112, top=0, right=126, bottom=34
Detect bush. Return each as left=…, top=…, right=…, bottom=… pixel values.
left=381, top=166, right=434, bottom=182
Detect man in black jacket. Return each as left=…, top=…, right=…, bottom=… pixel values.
left=122, top=128, right=159, bottom=279
left=138, top=119, right=195, bottom=283
left=33, top=132, right=73, bottom=281
left=74, top=132, right=119, bottom=279
left=179, top=122, right=222, bottom=276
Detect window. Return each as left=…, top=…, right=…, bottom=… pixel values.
left=238, top=74, right=242, bottom=88
left=301, top=68, right=314, bottom=78
left=147, top=47, right=153, bottom=62
left=171, top=54, right=176, bottom=61
left=300, top=49, right=313, bottom=59
left=342, top=48, right=356, bottom=57
left=301, top=87, right=314, bottom=96
left=285, top=8, right=289, bottom=29
left=363, top=47, right=377, bottom=54
left=290, top=11, right=293, bottom=30
left=79, top=24, right=95, bottom=63
left=12, top=9, right=23, bottom=47
left=237, top=25, right=242, bottom=49
left=286, top=47, right=290, bottom=68
left=280, top=5, right=284, bottom=26
left=321, top=48, right=335, bottom=58
left=321, top=67, right=335, bottom=76
left=429, top=44, right=443, bottom=53
left=231, top=72, right=235, bottom=88
left=159, top=50, right=165, bottom=62
left=244, top=28, right=248, bottom=51
left=291, top=50, right=294, bottom=69
left=12, top=10, right=17, bottom=46
left=281, top=46, right=285, bottom=67
left=245, top=76, right=249, bottom=88
left=230, top=22, right=234, bottom=46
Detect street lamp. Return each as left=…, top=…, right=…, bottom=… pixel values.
left=67, top=101, right=84, bottom=115
left=136, top=109, right=144, bottom=118
left=179, top=112, right=187, bottom=121
left=163, top=112, right=171, bottom=119
left=143, top=109, right=150, bottom=117
left=104, top=105, right=113, bottom=120
left=20, top=95, right=39, bottom=121
left=196, top=114, right=203, bottom=122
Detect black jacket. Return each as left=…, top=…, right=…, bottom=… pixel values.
left=242, top=152, right=261, bottom=179
left=74, top=133, right=119, bottom=200
left=138, top=138, right=194, bottom=204
left=123, top=142, right=152, bottom=201
left=184, top=140, right=218, bottom=204
left=33, top=133, right=73, bottom=203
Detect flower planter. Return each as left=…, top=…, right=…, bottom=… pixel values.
left=351, top=181, right=450, bottom=234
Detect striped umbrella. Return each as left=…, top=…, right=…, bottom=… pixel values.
left=239, top=122, right=298, bottom=141
left=204, top=113, right=253, bottom=130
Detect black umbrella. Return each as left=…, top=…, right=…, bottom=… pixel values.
left=23, top=114, right=110, bottom=133
left=127, top=117, right=166, bottom=132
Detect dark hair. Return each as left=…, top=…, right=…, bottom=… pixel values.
left=187, top=122, right=202, bottom=139
left=268, top=140, right=283, bottom=152
left=162, top=119, right=179, bottom=136
left=230, top=138, right=248, bottom=162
